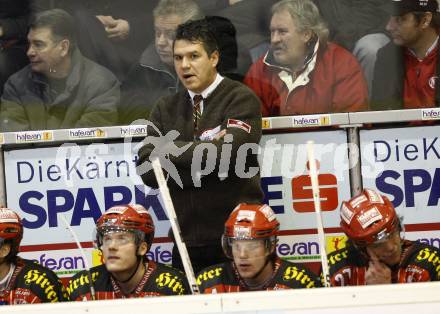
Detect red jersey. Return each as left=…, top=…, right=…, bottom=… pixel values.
left=328, top=240, right=440, bottom=286
left=0, top=258, right=67, bottom=305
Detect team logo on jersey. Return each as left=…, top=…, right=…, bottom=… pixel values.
left=196, top=267, right=223, bottom=286
left=155, top=272, right=186, bottom=295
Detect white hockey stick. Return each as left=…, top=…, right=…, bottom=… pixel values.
left=60, top=214, right=96, bottom=300
left=306, top=141, right=330, bottom=287
left=151, top=158, right=199, bottom=294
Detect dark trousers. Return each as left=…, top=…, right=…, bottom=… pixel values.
left=172, top=244, right=228, bottom=275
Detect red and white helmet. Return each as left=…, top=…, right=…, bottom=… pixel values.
left=340, top=189, right=399, bottom=246
left=96, top=204, right=155, bottom=248
left=222, top=203, right=279, bottom=258
left=0, top=208, right=23, bottom=260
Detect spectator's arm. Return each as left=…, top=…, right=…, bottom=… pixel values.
left=332, top=51, right=369, bottom=112
left=0, top=79, right=29, bottom=131
left=244, top=62, right=271, bottom=116
left=74, top=75, right=120, bottom=127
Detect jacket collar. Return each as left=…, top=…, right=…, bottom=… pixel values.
left=139, top=43, right=176, bottom=78
left=263, top=39, right=320, bottom=92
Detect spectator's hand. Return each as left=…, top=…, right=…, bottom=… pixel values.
left=106, top=19, right=130, bottom=41
left=365, top=248, right=392, bottom=285
left=96, top=15, right=116, bottom=28
left=213, top=129, right=227, bottom=141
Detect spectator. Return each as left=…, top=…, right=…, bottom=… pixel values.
left=244, top=0, right=368, bottom=117
left=67, top=204, right=189, bottom=300
left=0, top=207, right=67, bottom=304
left=55, top=0, right=157, bottom=81
left=328, top=189, right=440, bottom=286
left=137, top=18, right=263, bottom=273
left=197, top=203, right=321, bottom=292
left=371, top=0, right=440, bottom=110
left=0, top=9, right=119, bottom=132
left=120, top=0, right=203, bottom=125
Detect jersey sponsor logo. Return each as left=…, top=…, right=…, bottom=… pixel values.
left=404, top=265, right=430, bottom=282
left=155, top=272, right=186, bottom=295
left=282, top=266, right=316, bottom=288
left=416, top=247, right=440, bottom=277
left=328, top=249, right=349, bottom=266
left=196, top=267, right=223, bottom=286
left=23, top=269, right=61, bottom=302
left=66, top=271, right=99, bottom=296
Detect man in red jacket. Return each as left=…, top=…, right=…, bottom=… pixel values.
left=244, top=0, right=368, bottom=116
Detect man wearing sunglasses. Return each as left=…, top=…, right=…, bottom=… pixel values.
left=328, top=189, right=440, bottom=286
left=67, top=204, right=189, bottom=300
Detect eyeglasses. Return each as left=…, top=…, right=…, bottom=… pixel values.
left=101, top=232, right=135, bottom=247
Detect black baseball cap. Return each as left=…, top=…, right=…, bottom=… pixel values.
left=385, top=0, right=439, bottom=16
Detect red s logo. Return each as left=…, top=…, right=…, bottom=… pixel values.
left=291, top=161, right=338, bottom=212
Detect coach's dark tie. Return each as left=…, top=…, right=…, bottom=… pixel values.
left=193, top=94, right=203, bottom=138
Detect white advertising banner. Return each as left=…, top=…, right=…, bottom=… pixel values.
left=360, top=125, right=440, bottom=231
left=4, top=142, right=173, bottom=277
left=4, top=130, right=352, bottom=277
left=259, top=130, right=352, bottom=231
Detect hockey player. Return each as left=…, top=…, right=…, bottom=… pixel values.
left=329, top=188, right=440, bottom=285
left=0, top=207, right=66, bottom=304
left=197, top=203, right=321, bottom=293
left=68, top=204, right=189, bottom=300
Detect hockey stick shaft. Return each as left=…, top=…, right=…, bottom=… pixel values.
left=151, top=158, right=199, bottom=294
